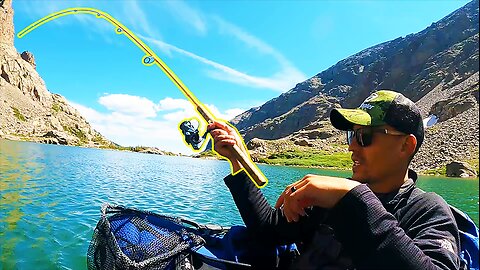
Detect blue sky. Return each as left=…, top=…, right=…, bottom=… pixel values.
left=12, top=0, right=470, bottom=154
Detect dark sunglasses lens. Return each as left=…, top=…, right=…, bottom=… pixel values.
left=347, top=131, right=354, bottom=145
left=347, top=129, right=374, bottom=147
left=359, top=128, right=373, bottom=147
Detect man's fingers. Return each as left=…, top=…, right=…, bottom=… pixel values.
left=207, top=121, right=230, bottom=133
left=283, top=204, right=300, bottom=222
left=209, top=129, right=229, bottom=137
left=291, top=185, right=316, bottom=209
left=288, top=193, right=307, bottom=219
left=216, top=140, right=236, bottom=147
left=275, top=192, right=285, bottom=209
left=213, top=134, right=235, bottom=141
left=283, top=204, right=294, bottom=222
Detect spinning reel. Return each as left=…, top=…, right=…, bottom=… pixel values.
left=179, top=118, right=210, bottom=151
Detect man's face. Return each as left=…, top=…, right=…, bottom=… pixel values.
left=348, top=125, right=407, bottom=184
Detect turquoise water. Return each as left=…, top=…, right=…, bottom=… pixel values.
left=1, top=139, right=478, bottom=269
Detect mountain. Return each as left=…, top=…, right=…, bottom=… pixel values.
left=0, top=0, right=115, bottom=147
left=231, top=0, right=479, bottom=174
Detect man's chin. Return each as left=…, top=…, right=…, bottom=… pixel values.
left=351, top=171, right=368, bottom=183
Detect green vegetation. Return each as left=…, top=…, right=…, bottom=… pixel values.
left=92, top=134, right=106, bottom=144
left=465, top=158, right=479, bottom=176
left=9, top=133, right=30, bottom=141
left=51, top=103, right=61, bottom=113
left=198, top=150, right=217, bottom=158
left=98, top=144, right=177, bottom=156
left=62, top=125, right=87, bottom=144
left=422, top=159, right=479, bottom=177
left=101, top=144, right=131, bottom=151
left=423, top=166, right=447, bottom=176
left=258, top=149, right=352, bottom=169
left=12, top=107, right=26, bottom=122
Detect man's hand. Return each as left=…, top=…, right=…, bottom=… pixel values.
left=275, top=175, right=361, bottom=222
left=207, top=121, right=247, bottom=173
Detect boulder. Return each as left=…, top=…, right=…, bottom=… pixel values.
left=40, top=137, right=59, bottom=145
left=446, top=161, right=477, bottom=178
left=430, top=97, right=476, bottom=122
left=298, top=129, right=334, bottom=140
left=294, top=138, right=313, bottom=147
left=246, top=138, right=266, bottom=151
left=20, top=51, right=36, bottom=69
left=43, top=130, right=74, bottom=145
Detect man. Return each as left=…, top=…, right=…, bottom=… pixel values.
left=208, top=90, right=462, bottom=269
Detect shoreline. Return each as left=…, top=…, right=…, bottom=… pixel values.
left=252, top=160, right=479, bottom=179
left=1, top=137, right=478, bottom=179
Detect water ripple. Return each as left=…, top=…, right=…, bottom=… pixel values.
left=1, top=139, right=478, bottom=269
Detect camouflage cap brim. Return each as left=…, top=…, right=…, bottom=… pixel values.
left=330, top=108, right=372, bottom=131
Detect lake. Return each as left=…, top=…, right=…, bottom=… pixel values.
left=1, top=139, right=478, bottom=269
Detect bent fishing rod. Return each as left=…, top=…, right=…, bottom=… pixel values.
left=18, top=7, right=268, bottom=188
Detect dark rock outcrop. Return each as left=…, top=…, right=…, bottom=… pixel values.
left=0, top=0, right=115, bottom=148
left=239, top=94, right=340, bottom=142
left=232, top=0, right=479, bottom=140
left=412, top=73, right=478, bottom=173
left=42, top=130, right=75, bottom=145
left=230, top=0, right=479, bottom=175
left=446, top=161, right=477, bottom=177
left=20, top=51, right=36, bottom=69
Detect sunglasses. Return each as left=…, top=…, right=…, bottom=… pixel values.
left=347, top=127, right=407, bottom=147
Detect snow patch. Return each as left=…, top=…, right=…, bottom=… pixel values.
left=423, top=115, right=438, bottom=128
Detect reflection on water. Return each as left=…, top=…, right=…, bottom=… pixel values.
left=417, top=175, right=479, bottom=226
left=0, top=139, right=47, bottom=268
left=0, top=139, right=479, bottom=269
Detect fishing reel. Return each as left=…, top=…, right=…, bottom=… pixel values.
left=179, top=118, right=210, bottom=151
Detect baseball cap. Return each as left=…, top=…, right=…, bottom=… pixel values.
left=330, top=90, right=424, bottom=151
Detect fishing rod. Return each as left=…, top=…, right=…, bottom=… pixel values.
left=18, top=7, right=268, bottom=188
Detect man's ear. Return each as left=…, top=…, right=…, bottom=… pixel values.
left=402, top=134, right=417, bottom=157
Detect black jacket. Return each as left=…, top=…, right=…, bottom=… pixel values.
left=224, top=170, right=461, bottom=269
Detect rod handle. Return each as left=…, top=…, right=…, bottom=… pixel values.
left=230, top=144, right=268, bottom=188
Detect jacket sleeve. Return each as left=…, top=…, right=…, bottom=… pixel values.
left=328, top=184, right=461, bottom=270
left=224, top=171, right=328, bottom=246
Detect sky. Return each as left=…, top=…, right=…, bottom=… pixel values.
left=12, top=0, right=471, bottom=154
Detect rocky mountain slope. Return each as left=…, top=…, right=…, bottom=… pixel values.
left=0, top=0, right=115, bottom=147
left=232, top=0, right=479, bottom=175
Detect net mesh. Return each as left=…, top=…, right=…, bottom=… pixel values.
left=87, top=204, right=205, bottom=270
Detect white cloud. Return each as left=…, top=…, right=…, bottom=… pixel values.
left=121, top=0, right=158, bottom=38
left=213, top=16, right=285, bottom=63
left=70, top=101, right=192, bottom=153
left=17, top=1, right=305, bottom=92
left=205, top=104, right=244, bottom=121
left=98, top=94, right=158, bottom=118
left=212, top=16, right=307, bottom=89
left=158, top=97, right=192, bottom=111
left=68, top=96, right=245, bottom=154
left=224, top=108, right=245, bottom=120
left=142, top=35, right=305, bottom=92
left=163, top=0, right=207, bottom=35
left=15, top=0, right=157, bottom=43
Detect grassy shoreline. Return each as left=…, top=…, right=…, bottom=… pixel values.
left=2, top=137, right=477, bottom=178
left=199, top=149, right=479, bottom=178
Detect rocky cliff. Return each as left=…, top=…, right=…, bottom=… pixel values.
left=232, top=0, right=479, bottom=175
left=233, top=0, right=478, bottom=139
left=0, top=0, right=115, bottom=147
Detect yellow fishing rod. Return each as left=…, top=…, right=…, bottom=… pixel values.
left=18, top=7, right=268, bottom=188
